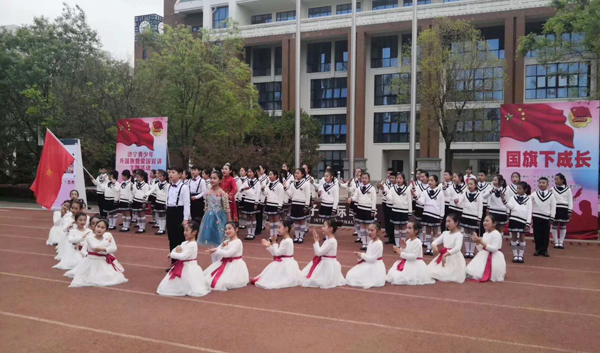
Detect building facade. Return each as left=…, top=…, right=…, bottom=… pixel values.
left=154, top=0, right=598, bottom=180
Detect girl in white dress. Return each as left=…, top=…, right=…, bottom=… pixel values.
left=53, top=213, right=90, bottom=270
left=346, top=223, right=386, bottom=289
left=387, top=221, right=435, bottom=285
left=251, top=218, right=303, bottom=289
left=427, top=213, right=466, bottom=283
left=55, top=201, right=83, bottom=261
left=157, top=220, right=211, bottom=297
left=47, top=200, right=70, bottom=246
left=204, top=222, right=249, bottom=291
left=466, top=215, right=506, bottom=282
left=64, top=215, right=101, bottom=278
left=301, top=220, right=346, bottom=289
left=70, top=219, right=127, bottom=287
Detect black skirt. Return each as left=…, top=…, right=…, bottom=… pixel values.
left=488, top=211, right=508, bottom=225
left=391, top=210, right=409, bottom=225
left=118, top=201, right=132, bottom=212
left=413, top=203, right=423, bottom=220
left=349, top=201, right=358, bottom=216
left=242, top=200, right=259, bottom=215
left=264, top=205, right=280, bottom=215
left=104, top=199, right=117, bottom=213
left=148, top=195, right=156, bottom=206
left=131, top=200, right=145, bottom=212
left=355, top=208, right=375, bottom=224
left=319, top=205, right=335, bottom=219
left=421, top=214, right=442, bottom=227
left=554, top=208, right=570, bottom=223
left=460, top=217, right=479, bottom=230
left=508, top=219, right=527, bottom=233
left=290, top=204, right=308, bottom=220
left=154, top=202, right=166, bottom=213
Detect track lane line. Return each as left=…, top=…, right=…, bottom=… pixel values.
left=0, top=271, right=591, bottom=353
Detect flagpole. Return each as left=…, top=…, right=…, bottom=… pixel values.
left=46, top=129, right=95, bottom=180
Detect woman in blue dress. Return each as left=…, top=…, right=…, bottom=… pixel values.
left=199, top=170, right=231, bottom=253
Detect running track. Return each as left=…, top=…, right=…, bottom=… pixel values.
left=1, top=207, right=600, bottom=353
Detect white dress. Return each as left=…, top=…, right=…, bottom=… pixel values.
left=345, top=239, right=386, bottom=289
left=53, top=227, right=91, bottom=270
left=54, top=212, right=73, bottom=260
left=253, top=238, right=303, bottom=289
left=301, top=239, right=346, bottom=289
left=69, top=233, right=128, bottom=287
left=46, top=211, right=63, bottom=245
left=427, top=231, right=466, bottom=283
left=387, top=238, right=435, bottom=285
left=157, top=241, right=211, bottom=297
left=203, top=239, right=249, bottom=291
left=466, top=230, right=506, bottom=282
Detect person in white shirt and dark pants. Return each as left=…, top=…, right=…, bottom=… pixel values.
left=166, top=167, right=191, bottom=268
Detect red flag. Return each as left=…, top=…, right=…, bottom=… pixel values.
left=116, top=118, right=155, bottom=151
left=500, top=104, right=574, bottom=148
left=30, top=130, right=76, bottom=209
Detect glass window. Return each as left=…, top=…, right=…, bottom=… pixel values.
left=318, top=150, right=346, bottom=178
left=335, top=41, right=348, bottom=72
left=213, top=6, right=228, bottom=29
left=374, top=112, right=418, bottom=143
left=252, top=48, right=271, bottom=77
left=275, top=47, right=282, bottom=75
left=404, top=0, right=432, bottom=6
left=255, top=82, right=282, bottom=111
left=454, top=67, right=504, bottom=101
left=311, top=78, right=348, bottom=108
left=525, top=62, right=590, bottom=99
left=479, top=159, right=500, bottom=176
left=336, top=3, right=361, bottom=14
left=374, top=73, right=413, bottom=105
left=307, top=42, right=332, bottom=73
left=371, top=36, right=399, bottom=68
left=251, top=14, right=272, bottom=25
left=373, top=0, right=398, bottom=10
left=276, top=11, right=296, bottom=22
left=454, top=109, right=500, bottom=142
left=315, top=115, right=347, bottom=143
left=308, top=6, right=332, bottom=18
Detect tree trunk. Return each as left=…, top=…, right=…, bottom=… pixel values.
left=445, top=140, right=453, bottom=172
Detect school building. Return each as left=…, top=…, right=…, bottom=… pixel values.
left=136, top=0, right=598, bottom=180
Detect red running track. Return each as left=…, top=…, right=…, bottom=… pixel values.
left=1, top=208, right=600, bottom=353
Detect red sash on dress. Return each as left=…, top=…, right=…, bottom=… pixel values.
left=210, top=256, right=243, bottom=288
left=251, top=255, right=294, bottom=285
left=435, top=247, right=449, bottom=264
left=306, top=255, right=336, bottom=278
left=468, top=251, right=493, bottom=283
left=357, top=257, right=382, bottom=265
left=397, top=257, right=424, bottom=271
left=87, top=252, right=121, bottom=273
left=168, top=258, right=197, bottom=280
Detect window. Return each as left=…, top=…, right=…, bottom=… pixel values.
left=308, top=6, right=332, bottom=18
left=451, top=39, right=505, bottom=60
left=335, top=41, right=348, bottom=72
left=251, top=14, right=272, bottom=25
left=307, top=42, right=332, bottom=73
left=213, top=6, right=228, bottom=29
left=276, top=11, right=296, bottom=22
left=454, top=67, right=504, bottom=101
left=403, top=0, right=431, bottom=6
left=252, top=48, right=271, bottom=77
left=525, top=62, right=590, bottom=100
left=318, top=150, right=346, bottom=178
left=455, top=109, right=500, bottom=142
left=479, top=159, right=500, bottom=176
left=255, top=82, right=282, bottom=111
left=311, top=78, right=348, bottom=108
left=374, top=112, right=413, bottom=143
left=371, top=36, right=398, bottom=68
left=336, top=3, right=361, bottom=14
left=392, top=160, right=404, bottom=175
left=316, top=115, right=347, bottom=144
left=524, top=22, right=585, bottom=57
left=374, top=73, right=410, bottom=105
left=275, top=47, right=282, bottom=75
left=373, top=0, right=398, bottom=10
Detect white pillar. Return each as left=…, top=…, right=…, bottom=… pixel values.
left=348, top=0, right=357, bottom=178
left=409, top=0, right=418, bottom=181
left=294, top=0, right=301, bottom=168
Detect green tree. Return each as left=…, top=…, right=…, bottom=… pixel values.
left=395, top=18, right=505, bottom=167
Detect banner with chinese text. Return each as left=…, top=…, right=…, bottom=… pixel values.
left=500, top=102, right=598, bottom=239
left=115, top=117, right=168, bottom=178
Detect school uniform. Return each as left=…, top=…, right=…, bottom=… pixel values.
left=426, top=231, right=466, bottom=283
left=352, top=184, right=377, bottom=224
left=342, top=178, right=360, bottom=218
left=145, top=181, right=168, bottom=234
left=203, top=239, right=249, bottom=291
left=103, top=180, right=120, bottom=214
left=189, top=177, right=207, bottom=221
left=386, top=238, right=435, bottom=285
left=441, top=181, right=453, bottom=231
left=92, top=173, right=108, bottom=218
left=504, top=194, right=532, bottom=262
left=157, top=240, right=210, bottom=297
left=551, top=185, right=573, bottom=248
left=477, top=181, right=492, bottom=235
left=301, top=238, right=346, bottom=289
left=456, top=190, right=483, bottom=258
left=118, top=180, right=134, bottom=212
left=381, top=180, right=395, bottom=242
left=345, top=239, right=386, bottom=289
left=389, top=185, right=412, bottom=226
left=415, top=186, right=445, bottom=227
left=148, top=177, right=159, bottom=208
left=318, top=181, right=339, bottom=219
left=531, top=190, right=556, bottom=255
left=235, top=176, right=246, bottom=223
left=252, top=238, right=303, bottom=289
left=241, top=178, right=261, bottom=215
left=286, top=179, right=311, bottom=221
left=256, top=174, right=269, bottom=235
left=447, top=183, right=466, bottom=219
left=282, top=173, right=294, bottom=209
left=466, top=230, right=506, bottom=282
left=132, top=181, right=150, bottom=212
left=263, top=180, right=285, bottom=215
left=412, top=181, right=429, bottom=221
left=484, top=187, right=508, bottom=225
left=166, top=181, right=191, bottom=253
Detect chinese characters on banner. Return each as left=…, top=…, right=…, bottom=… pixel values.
left=115, top=117, right=168, bottom=179
left=500, top=102, right=598, bottom=239
left=309, top=202, right=386, bottom=226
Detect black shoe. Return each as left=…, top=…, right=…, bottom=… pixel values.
left=533, top=251, right=541, bottom=256
left=297, top=238, right=304, bottom=244
left=353, top=232, right=358, bottom=236
left=245, top=235, right=254, bottom=240
left=119, top=228, right=129, bottom=232
left=355, top=238, right=362, bottom=243
left=149, top=221, right=156, bottom=224
left=519, top=257, right=525, bottom=263
left=422, top=243, right=427, bottom=248
left=119, top=223, right=123, bottom=226
left=136, top=229, right=146, bottom=233
left=239, top=225, right=246, bottom=229
left=156, top=230, right=165, bottom=235
left=543, top=252, right=550, bottom=257
left=293, top=238, right=299, bottom=243
left=108, top=226, right=116, bottom=230
left=512, top=256, right=519, bottom=263
left=360, top=245, right=367, bottom=251
left=152, top=225, right=159, bottom=228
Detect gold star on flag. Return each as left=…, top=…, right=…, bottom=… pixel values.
left=46, top=169, right=53, bottom=176
left=505, top=113, right=513, bottom=121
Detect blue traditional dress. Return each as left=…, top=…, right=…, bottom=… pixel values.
left=199, top=192, right=230, bottom=247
